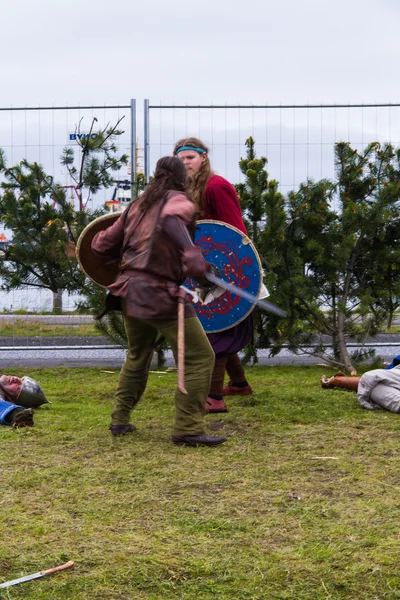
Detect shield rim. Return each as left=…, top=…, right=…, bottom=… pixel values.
left=75, top=212, right=121, bottom=288
left=193, top=219, right=262, bottom=333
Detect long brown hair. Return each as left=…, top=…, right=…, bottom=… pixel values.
left=139, top=156, right=187, bottom=212
left=173, top=137, right=213, bottom=217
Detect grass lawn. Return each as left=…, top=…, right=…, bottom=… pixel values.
left=1, top=365, right=400, bottom=599
left=0, top=322, right=100, bottom=337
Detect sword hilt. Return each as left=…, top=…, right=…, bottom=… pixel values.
left=205, top=272, right=287, bottom=318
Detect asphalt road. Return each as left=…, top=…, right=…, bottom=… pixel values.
left=0, top=317, right=399, bottom=369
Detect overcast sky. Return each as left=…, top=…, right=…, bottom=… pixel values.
left=2, top=0, right=399, bottom=107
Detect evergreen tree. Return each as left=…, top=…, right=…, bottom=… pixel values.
left=0, top=158, right=103, bottom=311
left=343, top=143, right=400, bottom=330
left=261, top=141, right=400, bottom=373
left=235, top=136, right=269, bottom=245
left=235, top=137, right=273, bottom=362
left=0, top=117, right=129, bottom=312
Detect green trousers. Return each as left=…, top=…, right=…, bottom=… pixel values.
left=113, top=315, right=215, bottom=436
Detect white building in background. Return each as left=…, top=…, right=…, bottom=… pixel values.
left=105, top=180, right=132, bottom=213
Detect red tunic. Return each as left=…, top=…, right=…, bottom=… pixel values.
left=203, top=175, right=247, bottom=234
left=202, top=175, right=253, bottom=357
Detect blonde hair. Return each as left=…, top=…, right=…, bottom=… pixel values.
left=173, top=137, right=213, bottom=217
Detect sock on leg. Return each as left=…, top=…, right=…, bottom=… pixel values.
left=208, top=393, right=224, bottom=401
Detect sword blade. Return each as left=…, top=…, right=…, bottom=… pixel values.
left=0, top=560, right=74, bottom=588
left=205, top=273, right=287, bottom=318
left=0, top=571, right=45, bottom=588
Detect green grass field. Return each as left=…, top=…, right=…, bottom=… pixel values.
left=0, top=321, right=99, bottom=337
left=1, top=365, right=400, bottom=599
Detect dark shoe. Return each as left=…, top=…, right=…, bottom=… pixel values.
left=172, top=434, right=227, bottom=447
left=223, top=382, right=253, bottom=396
left=11, top=408, right=34, bottom=428
left=205, top=397, right=228, bottom=414
left=110, top=424, right=136, bottom=437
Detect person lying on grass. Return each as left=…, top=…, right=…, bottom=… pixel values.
left=321, top=365, right=400, bottom=413
left=0, top=375, right=49, bottom=428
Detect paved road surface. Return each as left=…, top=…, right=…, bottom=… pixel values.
left=0, top=315, right=399, bottom=368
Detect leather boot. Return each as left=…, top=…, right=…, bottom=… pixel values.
left=11, top=408, right=34, bottom=428
left=205, top=397, right=228, bottom=414
left=172, top=434, right=226, bottom=446
left=223, top=382, right=253, bottom=396
left=110, top=424, right=136, bottom=437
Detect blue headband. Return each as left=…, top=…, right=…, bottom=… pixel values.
left=176, top=145, right=207, bottom=154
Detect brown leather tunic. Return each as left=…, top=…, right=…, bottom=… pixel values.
left=91, top=191, right=196, bottom=320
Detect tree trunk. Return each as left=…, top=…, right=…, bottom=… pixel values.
left=337, top=308, right=356, bottom=375
left=337, top=247, right=360, bottom=375
left=52, top=289, right=63, bottom=313
left=157, top=347, right=166, bottom=368
left=252, top=222, right=258, bottom=246
left=386, top=296, right=394, bottom=329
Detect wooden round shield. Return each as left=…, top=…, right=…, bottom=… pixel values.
left=76, top=213, right=121, bottom=287
left=184, top=220, right=262, bottom=333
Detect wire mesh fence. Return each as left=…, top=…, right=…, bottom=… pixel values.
left=0, top=102, right=135, bottom=321
left=1, top=100, right=400, bottom=355
left=0, top=103, right=134, bottom=210
left=144, top=102, right=400, bottom=202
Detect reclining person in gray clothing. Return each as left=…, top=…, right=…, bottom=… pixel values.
left=321, top=365, right=400, bottom=413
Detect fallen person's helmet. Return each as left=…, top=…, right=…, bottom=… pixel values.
left=17, top=377, right=50, bottom=408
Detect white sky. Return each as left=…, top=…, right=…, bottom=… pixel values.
left=2, top=0, right=399, bottom=107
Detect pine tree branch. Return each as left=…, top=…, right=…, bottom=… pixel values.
left=99, top=116, right=125, bottom=148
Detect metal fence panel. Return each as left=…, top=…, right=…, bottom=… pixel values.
left=144, top=102, right=400, bottom=201
left=0, top=103, right=135, bottom=211
left=0, top=103, right=136, bottom=316
left=1, top=100, right=400, bottom=354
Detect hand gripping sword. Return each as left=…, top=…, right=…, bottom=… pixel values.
left=181, top=275, right=286, bottom=317
left=204, top=272, right=287, bottom=318
left=177, top=275, right=286, bottom=394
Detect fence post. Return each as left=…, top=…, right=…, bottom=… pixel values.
left=144, top=99, right=150, bottom=182
left=130, top=99, right=136, bottom=200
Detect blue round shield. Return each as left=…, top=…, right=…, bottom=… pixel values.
left=184, top=220, right=262, bottom=333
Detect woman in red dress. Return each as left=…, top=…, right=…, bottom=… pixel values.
left=174, top=137, right=254, bottom=413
